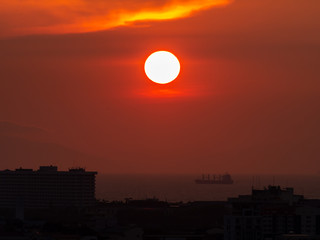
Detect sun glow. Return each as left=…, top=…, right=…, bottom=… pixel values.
left=144, top=51, right=180, bottom=84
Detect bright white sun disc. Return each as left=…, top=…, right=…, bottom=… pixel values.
left=144, top=51, right=180, bottom=84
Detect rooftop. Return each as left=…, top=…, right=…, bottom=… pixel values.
left=0, top=166, right=97, bottom=174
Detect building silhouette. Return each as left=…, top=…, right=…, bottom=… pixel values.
left=224, top=185, right=320, bottom=240
left=0, top=166, right=97, bottom=208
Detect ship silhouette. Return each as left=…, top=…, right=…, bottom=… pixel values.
left=195, top=173, right=233, bottom=184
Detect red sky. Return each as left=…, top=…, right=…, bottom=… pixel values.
left=0, top=0, right=319, bottom=174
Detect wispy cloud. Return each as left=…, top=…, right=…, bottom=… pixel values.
left=0, top=0, right=232, bottom=37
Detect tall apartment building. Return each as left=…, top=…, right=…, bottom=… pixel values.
left=0, top=166, right=97, bottom=208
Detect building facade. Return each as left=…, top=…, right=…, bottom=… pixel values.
left=224, top=186, right=320, bottom=240
left=0, top=166, right=97, bottom=208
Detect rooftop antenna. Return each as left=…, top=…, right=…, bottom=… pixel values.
left=255, top=176, right=257, bottom=189
left=252, top=176, right=255, bottom=189
left=273, top=176, right=275, bottom=186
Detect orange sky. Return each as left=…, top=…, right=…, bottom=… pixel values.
left=0, top=0, right=319, bottom=174
left=0, top=0, right=231, bottom=36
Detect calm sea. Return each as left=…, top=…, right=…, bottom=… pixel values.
left=96, top=174, right=320, bottom=202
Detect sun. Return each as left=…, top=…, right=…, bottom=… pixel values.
left=144, top=51, right=180, bottom=84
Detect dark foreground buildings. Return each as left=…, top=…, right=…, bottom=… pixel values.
left=225, top=186, right=320, bottom=240
left=0, top=166, right=97, bottom=208
left=1, top=167, right=320, bottom=240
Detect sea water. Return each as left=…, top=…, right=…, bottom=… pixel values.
left=96, top=174, right=320, bottom=202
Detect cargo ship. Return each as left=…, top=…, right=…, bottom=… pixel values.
left=195, top=173, right=233, bottom=184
